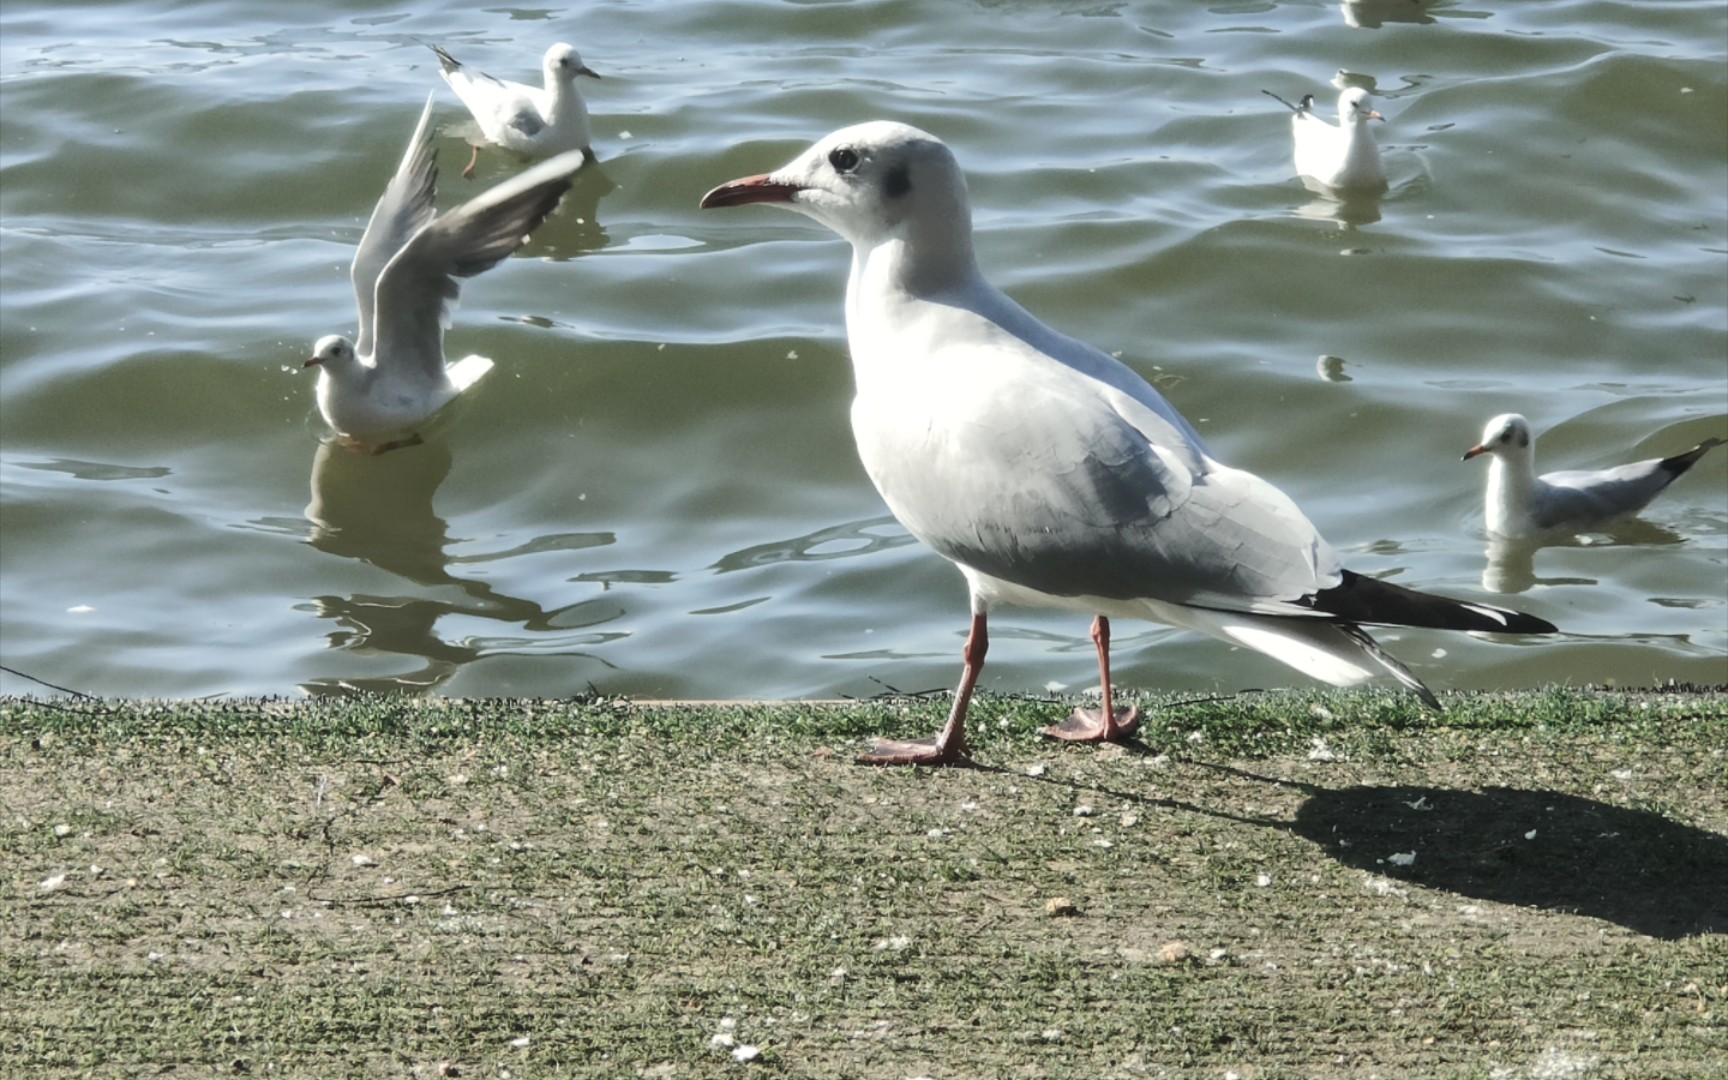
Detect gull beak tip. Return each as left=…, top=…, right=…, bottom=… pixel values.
left=698, top=173, right=800, bottom=210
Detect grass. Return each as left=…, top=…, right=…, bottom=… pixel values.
left=3, top=687, right=1726, bottom=1078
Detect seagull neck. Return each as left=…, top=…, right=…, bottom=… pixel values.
left=544, top=79, right=586, bottom=122
left=1485, top=454, right=1539, bottom=527
left=847, top=227, right=979, bottom=303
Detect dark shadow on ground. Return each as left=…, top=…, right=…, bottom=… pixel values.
left=1287, top=781, right=1727, bottom=939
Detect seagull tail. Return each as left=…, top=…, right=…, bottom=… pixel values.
left=1179, top=608, right=1438, bottom=708
left=1335, top=624, right=1442, bottom=710
left=1659, top=436, right=1725, bottom=479
left=1305, top=570, right=1557, bottom=634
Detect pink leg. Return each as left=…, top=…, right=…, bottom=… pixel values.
left=857, top=612, right=986, bottom=766
left=462, top=143, right=482, bottom=181
left=1042, top=615, right=1140, bottom=743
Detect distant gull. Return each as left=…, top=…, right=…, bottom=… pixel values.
left=431, top=42, right=600, bottom=179
left=306, top=93, right=583, bottom=453
left=1264, top=87, right=1387, bottom=191
left=1463, top=413, right=1724, bottom=538
left=700, top=120, right=1555, bottom=766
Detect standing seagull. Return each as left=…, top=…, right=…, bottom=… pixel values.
left=1264, top=87, right=1386, bottom=191
left=700, top=121, right=1554, bottom=766
left=1464, top=413, right=1724, bottom=538
left=431, top=42, right=600, bottom=179
left=305, top=92, right=584, bottom=453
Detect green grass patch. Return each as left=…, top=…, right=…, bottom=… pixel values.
left=3, top=689, right=1725, bottom=1077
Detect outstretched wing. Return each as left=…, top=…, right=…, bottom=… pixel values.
left=369, top=149, right=585, bottom=379
left=352, top=92, right=440, bottom=357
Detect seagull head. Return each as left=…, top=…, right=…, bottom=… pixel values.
left=1463, top=413, right=1533, bottom=462
left=546, top=42, right=600, bottom=81
left=306, top=334, right=358, bottom=373
left=1340, top=87, right=1385, bottom=124
left=699, top=121, right=973, bottom=258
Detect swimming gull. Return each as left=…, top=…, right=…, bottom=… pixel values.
left=1464, top=413, right=1723, bottom=538
left=1264, top=87, right=1387, bottom=191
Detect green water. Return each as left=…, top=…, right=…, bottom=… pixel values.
left=1, top=0, right=1724, bottom=700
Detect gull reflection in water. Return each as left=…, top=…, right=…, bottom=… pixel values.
left=1294, top=178, right=1385, bottom=228
left=1341, top=0, right=1439, bottom=29
left=302, top=438, right=626, bottom=693
left=1481, top=520, right=1685, bottom=595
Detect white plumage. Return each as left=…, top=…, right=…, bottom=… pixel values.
left=702, top=121, right=1553, bottom=765
left=431, top=42, right=600, bottom=179
left=305, top=93, right=583, bottom=452
left=1270, top=87, right=1387, bottom=191
left=1464, top=413, right=1723, bottom=538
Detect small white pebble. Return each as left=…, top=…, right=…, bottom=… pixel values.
left=1610, top=768, right=1633, bottom=780
left=509, top=1036, right=531, bottom=1049
left=709, top=1033, right=737, bottom=1050
left=731, top=1045, right=761, bottom=1064
left=1025, top=764, right=1047, bottom=778
left=718, top=1017, right=737, bottom=1033
left=1525, top=829, right=1538, bottom=841
left=350, top=854, right=377, bottom=868
left=39, top=874, right=67, bottom=892
left=1388, top=851, right=1416, bottom=867
left=1072, top=805, right=1094, bottom=818
left=53, top=823, right=73, bottom=837
left=1255, top=873, right=1272, bottom=888
left=1041, top=1028, right=1064, bottom=1042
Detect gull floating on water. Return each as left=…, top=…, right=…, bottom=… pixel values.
left=700, top=120, right=1555, bottom=766
left=431, top=42, right=600, bottom=180
left=1463, top=413, right=1724, bottom=539
left=306, top=92, right=583, bottom=453
left=1264, top=87, right=1387, bottom=191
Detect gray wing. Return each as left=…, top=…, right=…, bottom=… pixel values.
left=507, top=108, right=546, bottom=137
left=1535, top=460, right=1679, bottom=526
left=352, top=92, right=439, bottom=357
left=369, top=149, right=585, bottom=378
left=859, top=344, right=1341, bottom=614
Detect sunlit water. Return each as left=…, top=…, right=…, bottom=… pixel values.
left=2, top=0, right=1724, bottom=702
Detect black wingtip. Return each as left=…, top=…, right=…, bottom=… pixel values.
left=1659, top=437, right=1725, bottom=478
left=430, top=43, right=461, bottom=74
left=1261, top=89, right=1303, bottom=114
left=1307, top=570, right=1557, bottom=635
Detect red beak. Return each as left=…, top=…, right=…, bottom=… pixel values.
left=1367, top=110, right=1386, bottom=122
left=304, top=357, right=321, bottom=368
left=1462, top=444, right=1488, bottom=461
left=699, top=173, right=802, bottom=209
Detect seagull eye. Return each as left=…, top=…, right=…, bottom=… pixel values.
left=828, top=147, right=860, bottom=173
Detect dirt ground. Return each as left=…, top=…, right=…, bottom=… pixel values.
left=2, top=692, right=1725, bottom=1077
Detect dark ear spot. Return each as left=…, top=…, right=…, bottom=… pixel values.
left=1516, top=430, right=1529, bottom=449
left=883, top=163, right=911, bottom=199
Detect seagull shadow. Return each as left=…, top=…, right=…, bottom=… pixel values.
left=1201, top=764, right=1727, bottom=939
